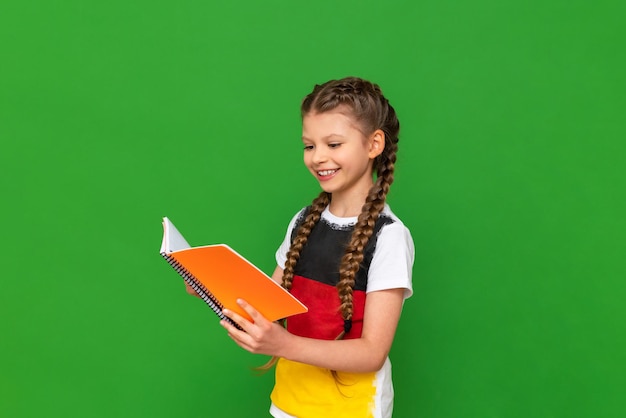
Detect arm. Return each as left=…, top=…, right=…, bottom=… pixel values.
left=270, top=265, right=284, bottom=285
left=221, top=283, right=405, bottom=373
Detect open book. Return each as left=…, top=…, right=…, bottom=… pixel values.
left=160, top=217, right=307, bottom=326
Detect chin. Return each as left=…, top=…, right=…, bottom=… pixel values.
left=313, top=183, right=333, bottom=194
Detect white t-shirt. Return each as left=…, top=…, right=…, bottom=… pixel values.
left=276, top=204, right=414, bottom=298
left=270, top=203, right=415, bottom=418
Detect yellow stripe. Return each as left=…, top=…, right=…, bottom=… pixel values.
left=271, top=358, right=377, bottom=418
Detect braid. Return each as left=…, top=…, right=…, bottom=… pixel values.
left=281, top=191, right=331, bottom=291
left=302, top=77, right=401, bottom=339
left=335, top=140, right=397, bottom=339
left=258, top=77, right=400, bottom=375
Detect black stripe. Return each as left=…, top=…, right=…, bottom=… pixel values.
left=291, top=208, right=395, bottom=290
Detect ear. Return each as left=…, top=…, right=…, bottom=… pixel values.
left=368, top=129, right=386, bottom=159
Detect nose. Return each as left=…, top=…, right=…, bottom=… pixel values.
left=311, top=147, right=328, bottom=164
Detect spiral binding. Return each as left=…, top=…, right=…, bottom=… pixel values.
left=161, top=252, right=242, bottom=330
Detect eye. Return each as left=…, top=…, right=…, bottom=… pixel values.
left=328, top=143, right=341, bottom=148
left=303, top=144, right=314, bottom=151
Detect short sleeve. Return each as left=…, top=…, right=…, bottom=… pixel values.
left=366, top=221, right=415, bottom=299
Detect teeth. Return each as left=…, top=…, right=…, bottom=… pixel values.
left=318, top=169, right=336, bottom=176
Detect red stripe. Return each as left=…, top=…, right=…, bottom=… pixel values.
left=287, top=275, right=365, bottom=340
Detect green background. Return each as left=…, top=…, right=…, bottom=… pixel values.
left=1, top=0, right=624, bottom=417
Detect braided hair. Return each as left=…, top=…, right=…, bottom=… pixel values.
left=283, top=76, right=400, bottom=339
left=257, top=77, right=400, bottom=374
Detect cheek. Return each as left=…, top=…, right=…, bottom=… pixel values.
left=303, top=153, right=313, bottom=168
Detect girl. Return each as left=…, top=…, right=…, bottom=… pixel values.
left=220, top=77, right=414, bottom=418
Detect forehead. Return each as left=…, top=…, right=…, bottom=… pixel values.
left=302, top=110, right=364, bottom=139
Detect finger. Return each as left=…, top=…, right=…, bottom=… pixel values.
left=235, top=299, right=266, bottom=325
left=221, top=320, right=256, bottom=352
left=223, top=325, right=250, bottom=349
left=184, top=282, right=199, bottom=297
left=221, top=319, right=247, bottom=342
left=222, top=308, right=252, bottom=333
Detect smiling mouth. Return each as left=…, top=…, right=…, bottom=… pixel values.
left=318, top=169, right=337, bottom=176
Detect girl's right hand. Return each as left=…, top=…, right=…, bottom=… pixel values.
left=221, top=299, right=292, bottom=358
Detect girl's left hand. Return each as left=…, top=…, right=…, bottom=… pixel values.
left=221, top=299, right=291, bottom=357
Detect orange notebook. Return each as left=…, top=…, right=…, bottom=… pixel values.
left=160, top=217, right=307, bottom=326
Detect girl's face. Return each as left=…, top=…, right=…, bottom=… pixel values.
left=302, top=109, right=384, bottom=204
